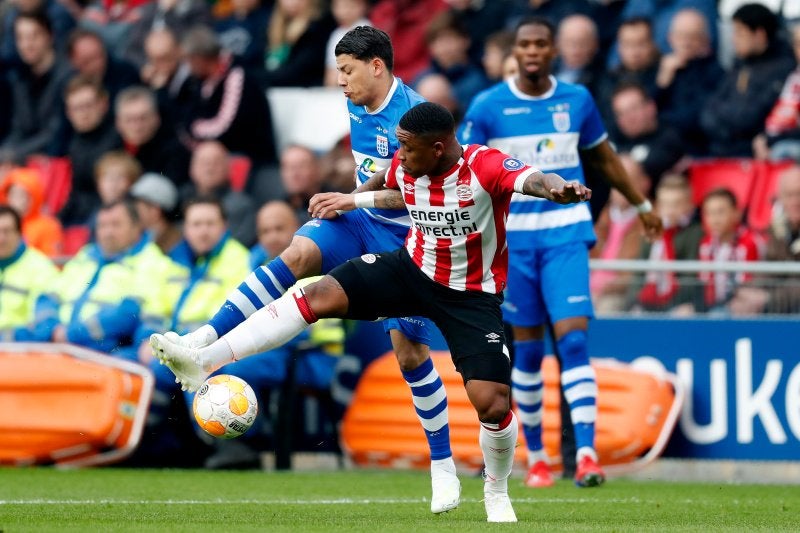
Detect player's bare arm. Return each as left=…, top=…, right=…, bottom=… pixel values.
left=581, top=140, right=663, bottom=239
left=521, top=171, right=592, bottom=204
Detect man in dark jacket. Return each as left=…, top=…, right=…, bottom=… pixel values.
left=700, top=3, right=795, bottom=157
left=61, top=75, right=122, bottom=225
left=66, top=27, right=141, bottom=104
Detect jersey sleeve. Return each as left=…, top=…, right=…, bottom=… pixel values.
left=457, top=97, right=490, bottom=145
left=384, top=152, right=402, bottom=190
left=473, top=147, right=539, bottom=196
left=578, top=89, right=608, bottom=150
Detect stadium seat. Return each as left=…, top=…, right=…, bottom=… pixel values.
left=687, top=159, right=756, bottom=210
left=229, top=155, right=252, bottom=192
left=62, top=225, right=91, bottom=257
left=341, top=352, right=682, bottom=474
left=26, top=156, right=72, bottom=215
left=748, top=160, right=796, bottom=231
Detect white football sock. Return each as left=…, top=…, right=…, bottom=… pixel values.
left=480, top=411, right=518, bottom=494
left=197, top=291, right=314, bottom=371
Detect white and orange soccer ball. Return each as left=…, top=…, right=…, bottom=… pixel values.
left=192, top=375, right=258, bottom=439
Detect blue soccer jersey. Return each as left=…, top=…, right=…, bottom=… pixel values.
left=458, top=76, right=606, bottom=249
left=349, top=77, right=425, bottom=227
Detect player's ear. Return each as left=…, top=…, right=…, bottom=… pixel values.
left=433, top=141, right=445, bottom=157
left=371, top=58, right=383, bottom=76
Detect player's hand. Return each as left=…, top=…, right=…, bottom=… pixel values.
left=309, top=192, right=355, bottom=219
left=550, top=181, right=592, bottom=204
left=638, top=211, right=663, bottom=240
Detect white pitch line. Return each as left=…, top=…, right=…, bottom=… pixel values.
left=0, top=497, right=651, bottom=505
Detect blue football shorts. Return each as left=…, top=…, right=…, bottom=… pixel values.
left=296, top=209, right=431, bottom=345
left=502, top=240, right=594, bottom=327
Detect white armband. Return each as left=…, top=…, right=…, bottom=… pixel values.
left=635, top=199, right=653, bottom=214
left=513, top=168, right=539, bottom=193
left=353, top=191, right=376, bottom=209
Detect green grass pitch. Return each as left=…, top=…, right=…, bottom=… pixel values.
left=0, top=468, right=797, bottom=532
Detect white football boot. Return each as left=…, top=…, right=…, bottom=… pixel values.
left=150, top=332, right=210, bottom=392
left=430, top=463, right=461, bottom=513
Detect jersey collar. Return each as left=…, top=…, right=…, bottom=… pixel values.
left=508, top=75, right=557, bottom=100
left=366, top=77, right=399, bottom=115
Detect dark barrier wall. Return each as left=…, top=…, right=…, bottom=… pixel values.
left=588, top=318, right=800, bottom=460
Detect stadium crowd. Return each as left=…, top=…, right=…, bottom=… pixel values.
left=2, top=0, right=800, bottom=466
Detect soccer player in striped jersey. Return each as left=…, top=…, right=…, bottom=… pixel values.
left=153, top=102, right=591, bottom=522
left=155, top=26, right=460, bottom=514
left=458, top=17, right=662, bottom=488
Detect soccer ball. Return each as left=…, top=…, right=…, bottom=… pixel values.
left=192, top=375, right=258, bottom=439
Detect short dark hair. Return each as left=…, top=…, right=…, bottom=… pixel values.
left=0, top=204, right=22, bottom=233
left=619, top=16, right=653, bottom=35
left=732, top=3, right=779, bottom=37
left=100, top=198, right=140, bottom=224
left=514, top=16, right=556, bottom=43
left=611, top=80, right=651, bottom=102
left=183, top=195, right=227, bottom=222
left=15, top=10, right=53, bottom=36
left=399, top=102, right=455, bottom=137
left=64, top=74, right=108, bottom=101
left=335, top=26, right=394, bottom=73
left=703, top=187, right=739, bottom=209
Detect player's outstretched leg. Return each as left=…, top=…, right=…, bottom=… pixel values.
left=150, top=332, right=210, bottom=392
left=512, top=339, right=554, bottom=488
left=558, top=330, right=605, bottom=487
left=480, top=410, right=518, bottom=523
left=393, top=331, right=459, bottom=514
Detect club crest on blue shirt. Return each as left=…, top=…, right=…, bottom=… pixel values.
left=376, top=135, right=389, bottom=157
left=503, top=158, right=524, bottom=171
left=552, top=111, right=570, bottom=132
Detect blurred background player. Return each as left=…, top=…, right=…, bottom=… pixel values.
left=150, top=26, right=460, bottom=514
left=458, top=17, right=661, bottom=489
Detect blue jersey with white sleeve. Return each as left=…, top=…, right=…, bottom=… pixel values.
left=348, top=77, right=425, bottom=227
left=458, top=76, right=606, bottom=249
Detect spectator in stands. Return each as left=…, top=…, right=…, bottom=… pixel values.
left=693, top=188, right=763, bottom=314
left=610, top=82, right=685, bottom=186
left=506, top=0, right=595, bottom=32
left=597, top=17, right=660, bottom=126
left=754, top=22, right=800, bottom=163
left=414, top=10, right=489, bottom=111
left=181, top=25, right=277, bottom=166
left=0, top=204, right=60, bottom=341
left=700, top=4, right=795, bottom=158
left=263, top=0, right=336, bottom=87
left=0, top=11, right=72, bottom=159
left=126, top=0, right=210, bottom=68
left=79, top=0, right=150, bottom=60
left=323, top=0, right=371, bottom=87
left=628, top=173, right=703, bottom=313
left=654, top=8, right=723, bottom=156
left=730, top=166, right=800, bottom=315
left=279, top=143, right=325, bottom=225
left=129, top=172, right=182, bottom=256
left=554, top=14, right=603, bottom=97
left=61, top=76, right=123, bottom=226
left=250, top=199, right=298, bottom=269
left=445, top=0, right=513, bottom=66
left=0, top=166, right=63, bottom=257
left=0, top=75, right=11, bottom=144
left=619, top=0, right=718, bottom=59
left=369, top=0, right=449, bottom=82
left=87, top=150, right=142, bottom=231
left=318, top=134, right=355, bottom=194
left=481, top=30, right=514, bottom=83
left=0, top=0, right=76, bottom=67
left=214, top=0, right=269, bottom=76
left=590, top=155, right=651, bottom=314
left=184, top=140, right=256, bottom=246
left=140, top=27, right=192, bottom=128
left=115, top=85, right=191, bottom=186
left=52, top=198, right=170, bottom=356
left=66, top=27, right=140, bottom=103
left=414, top=73, right=462, bottom=125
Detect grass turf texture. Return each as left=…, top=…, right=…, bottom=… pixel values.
left=0, top=468, right=797, bottom=532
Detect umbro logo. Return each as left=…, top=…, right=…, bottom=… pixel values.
left=486, top=332, right=501, bottom=343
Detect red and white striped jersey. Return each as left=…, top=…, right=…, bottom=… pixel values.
left=385, top=144, right=538, bottom=293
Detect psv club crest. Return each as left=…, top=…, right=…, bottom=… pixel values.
left=376, top=135, right=389, bottom=157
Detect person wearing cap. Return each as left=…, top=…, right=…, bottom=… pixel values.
left=130, top=172, right=182, bottom=256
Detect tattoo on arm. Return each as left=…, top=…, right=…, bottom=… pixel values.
left=522, top=172, right=552, bottom=199
left=374, top=189, right=405, bottom=209
left=354, top=168, right=389, bottom=193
